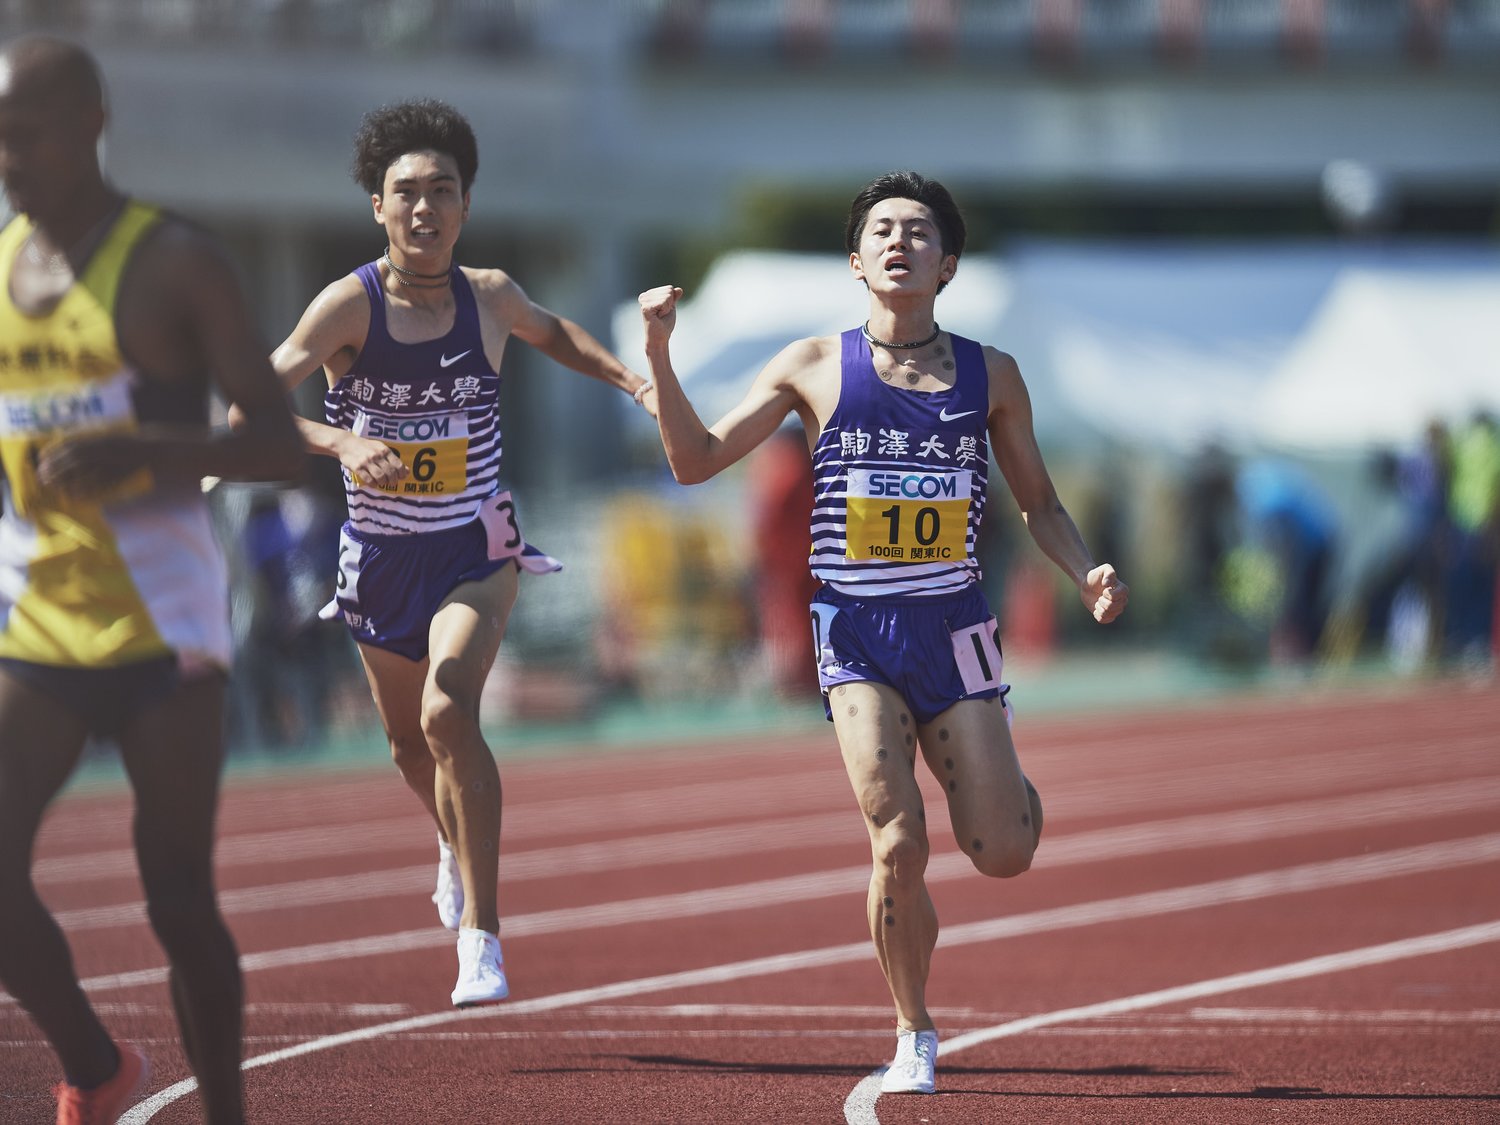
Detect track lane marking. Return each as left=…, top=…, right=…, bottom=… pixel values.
left=37, top=732, right=1499, bottom=885
left=15, top=827, right=1500, bottom=1002
left=43, top=775, right=1500, bottom=935
left=47, top=812, right=853, bottom=930
left=842, top=920, right=1500, bottom=1123
left=111, top=840, right=1500, bottom=1121
left=33, top=772, right=852, bottom=884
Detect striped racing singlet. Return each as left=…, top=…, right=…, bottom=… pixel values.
left=809, top=328, right=990, bottom=598
left=326, top=262, right=502, bottom=536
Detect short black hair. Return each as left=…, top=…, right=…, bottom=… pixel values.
left=351, top=99, right=479, bottom=196
left=845, top=171, right=967, bottom=291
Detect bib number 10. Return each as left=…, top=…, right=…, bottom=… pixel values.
left=844, top=495, right=969, bottom=562
left=882, top=504, right=941, bottom=546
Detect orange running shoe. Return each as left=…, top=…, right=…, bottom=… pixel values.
left=54, top=1043, right=149, bottom=1125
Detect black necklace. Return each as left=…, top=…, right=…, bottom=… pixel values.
left=383, top=247, right=452, bottom=287
left=862, top=321, right=941, bottom=350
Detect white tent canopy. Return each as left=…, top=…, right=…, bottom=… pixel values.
left=989, top=241, right=1359, bottom=454
left=1258, top=270, right=1500, bottom=451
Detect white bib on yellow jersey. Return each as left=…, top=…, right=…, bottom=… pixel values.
left=0, top=202, right=231, bottom=671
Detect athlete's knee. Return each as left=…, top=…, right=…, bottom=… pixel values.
left=967, top=833, right=1034, bottom=879
left=142, top=878, right=220, bottom=951
left=388, top=731, right=430, bottom=775
left=869, top=813, right=929, bottom=881
left=967, top=773, right=1043, bottom=878
left=1025, top=776, right=1044, bottom=848
left=419, top=685, right=479, bottom=753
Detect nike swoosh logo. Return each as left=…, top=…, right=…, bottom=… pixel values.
left=439, top=350, right=472, bottom=368
left=938, top=407, right=978, bottom=422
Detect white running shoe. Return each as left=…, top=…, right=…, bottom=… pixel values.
left=432, top=836, right=463, bottom=931
left=880, top=1028, right=938, bottom=1094
left=451, top=927, right=509, bottom=1007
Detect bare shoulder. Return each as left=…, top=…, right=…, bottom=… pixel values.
left=981, top=344, right=1023, bottom=382
left=769, top=334, right=838, bottom=386
left=764, top=333, right=841, bottom=420
left=980, top=344, right=1030, bottom=410
left=300, top=272, right=369, bottom=327
left=786, top=333, right=839, bottom=364
left=126, top=213, right=236, bottom=296
left=115, top=215, right=251, bottom=377
left=458, top=265, right=523, bottom=308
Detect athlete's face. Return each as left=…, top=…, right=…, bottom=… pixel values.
left=849, top=197, right=955, bottom=298
left=372, top=149, right=469, bottom=260
left=0, top=61, right=102, bottom=225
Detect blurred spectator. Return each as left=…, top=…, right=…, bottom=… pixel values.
left=1358, top=422, right=1451, bottom=666
left=595, top=489, right=754, bottom=701
left=1184, top=443, right=1239, bottom=595
left=1236, top=458, right=1340, bottom=663
left=233, top=486, right=350, bottom=750
left=1443, top=412, right=1500, bottom=663
left=1179, top=442, right=1251, bottom=661
left=749, top=427, right=819, bottom=697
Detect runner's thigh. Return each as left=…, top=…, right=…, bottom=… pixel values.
left=830, top=680, right=927, bottom=835
left=427, top=563, right=519, bottom=697
left=0, top=669, right=90, bottom=855
left=116, top=673, right=228, bottom=878
left=917, top=696, right=1033, bottom=860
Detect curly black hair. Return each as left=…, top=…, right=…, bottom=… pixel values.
left=350, top=99, right=479, bottom=196
left=845, top=171, right=966, bottom=293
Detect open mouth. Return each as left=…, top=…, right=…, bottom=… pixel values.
left=884, top=258, right=911, bottom=277
left=411, top=227, right=440, bottom=242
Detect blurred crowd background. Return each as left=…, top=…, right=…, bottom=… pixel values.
left=5, top=1, right=1497, bottom=755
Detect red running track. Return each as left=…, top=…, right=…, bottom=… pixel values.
left=3, top=678, right=1498, bottom=1123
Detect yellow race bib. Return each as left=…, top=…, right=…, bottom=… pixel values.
left=351, top=411, right=470, bottom=496
left=844, top=468, right=971, bottom=563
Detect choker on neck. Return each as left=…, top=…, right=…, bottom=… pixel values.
left=383, top=247, right=452, bottom=286
left=862, top=321, right=941, bottom=350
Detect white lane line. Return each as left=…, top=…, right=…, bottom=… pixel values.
left=1182, top=1007, right=1500, bottom=1024
left=114, top=843, right=1500, bottom=1122
left=34, top=770, right=852, bottom=885
left=48, top=812, right=851, bottom=931
left=41, top=726, right=1499, bottom=887
left=47, top=775, right=1500, bottom=933
left=842, top=919, right=1500, bottom=1123
left=20, top=827, right=1500, bottom=1003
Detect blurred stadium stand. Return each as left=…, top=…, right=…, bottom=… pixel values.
left=4, top=2, right=1495, bottom=735
left=5, top=0, right=1496, bottom=489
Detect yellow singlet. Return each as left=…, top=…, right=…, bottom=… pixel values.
left=0, top=202, right=231, bottom=670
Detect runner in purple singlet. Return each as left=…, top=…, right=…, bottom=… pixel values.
left=260, top=100, right=647, bottom=1008
left=636, top=172, right=1127, bottom=1095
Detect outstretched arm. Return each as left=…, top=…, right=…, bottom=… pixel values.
left=637, top=285, right=808, bottom=485
left=504, top=278, right=649, bottom=399
left=986, top=348, right=1128, bottom=624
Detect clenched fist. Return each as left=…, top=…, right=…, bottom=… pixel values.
left=638, top=285, right=684, bottom=344
left=1081, top=564, right=1128, bottom=624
